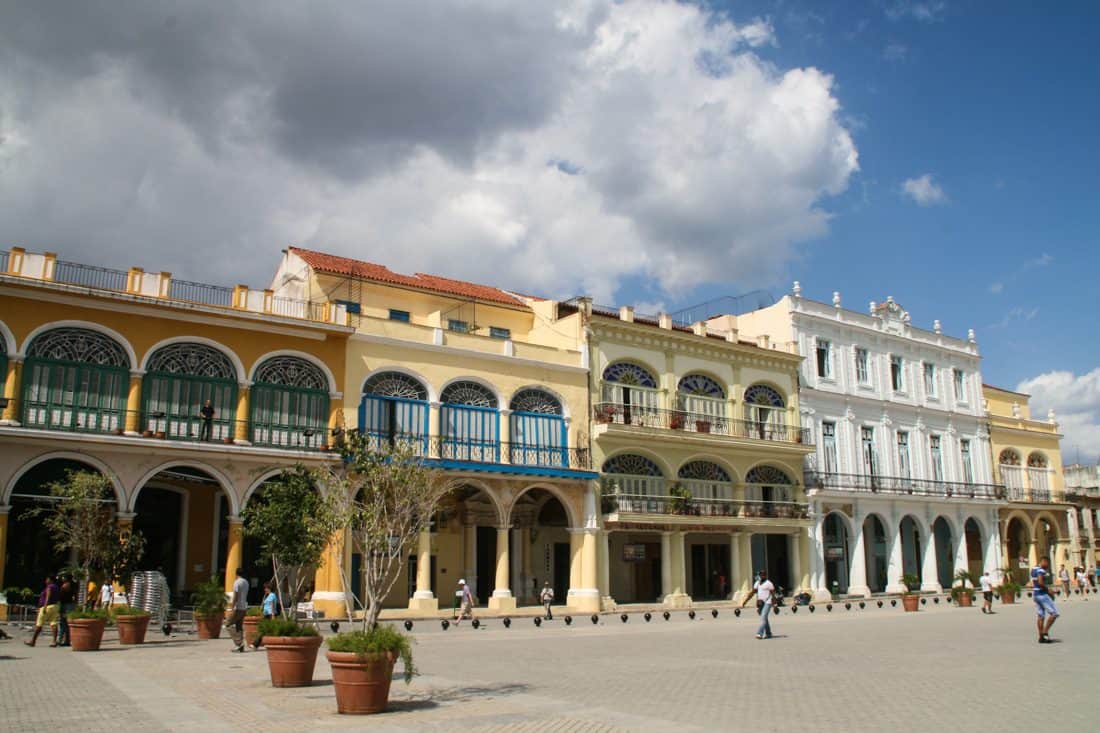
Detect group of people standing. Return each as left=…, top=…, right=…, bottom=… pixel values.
left=24, top=573, right=82, bottom=647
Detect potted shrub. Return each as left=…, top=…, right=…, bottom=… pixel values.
left=997, top=577, right=1021, bottom=605
left=670, top=411, right=686, bottom=430
left=324, top=436, right=450, bottom=714
left=950, top=569, right=976, bottom=608
left=241, top=465, right=342, bottom=688
left=900, top=573, right=921, bottom=612
left=668, top=483, right=693, bottom=515
left=67, top=608, right=109, bottom=651
left=112, top=605, right=152, bottom=644
left=695, top=419, right=711, bottom=433
left=243, top=607, right=263, bottom=647
left=594, top=404, right=616, bottom=424
left=257, top=617, right=323, bottom=687
left=598, top=478, right=619, bottom=515
left=142, top=429, right=154, bottom=438
left=191, top=576, right=227, bottom=639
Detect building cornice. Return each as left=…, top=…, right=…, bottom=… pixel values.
left=348, top=331, right=587, bottom=374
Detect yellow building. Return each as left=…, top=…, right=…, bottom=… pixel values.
left=273, top=248, right=600, bottom=615
left=0, top=247, right=351, bottom=612
left=984, top=384, right=1072, bottom=583
left=573, top=301, right=814, bottom=607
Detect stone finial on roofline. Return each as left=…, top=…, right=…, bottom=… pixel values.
left=792, top=281, right=802, bottom=297
left=832, top=291, right=841, bottom=308
left=967, top=328, right=976, bottom=343
left=933, top=319, right=942, bottom=334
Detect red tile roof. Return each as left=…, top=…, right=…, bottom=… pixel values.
left=289, top=247, right=527, bottom=307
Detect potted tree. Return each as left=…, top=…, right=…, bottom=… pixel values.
left=900, top=573, right=921, bottom=612
left=67, top=607, right=110, bottom=651
left=243, top=607, right=263, bottom=647
left=997, top=569, right=1020, bottom=605
left=242, top=466, right=339, bottom=688
left=325, top=436, right=450, bottom=714
left=950, top=569, right=977, bottom=608
left=668, top=483, right=693, bottom=515
left=112, top=605, right=152, bottom=644
left=191, top=576, right=227, bottom=639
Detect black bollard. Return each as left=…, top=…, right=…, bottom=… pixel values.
left=859, top=601, right=865, bottom=609
left=472, top=619, right=480, bottom=629
left=662, top=611, right=670, bottom=621
left=644, top=612, right=652, bottom=622
left=404, top=620, right=413, bottom=631
left=711, top=609, right=718, bottom=618
left=162, top=623, right=172, bottom=637
left=890, top=599, right=897, bottom=607
left=844, top=602, right=851, bottom=610
left=534, top=617, right=542, bottom=627
left=564, top=616, right=573, bottom=626
left=503, top=617, right=511, bottom=628
left=591, top=614, right=599, bottom=625
left=330, top=620, right=340, bottom=633
left=826, top=603, right=833, bottom=612
left=791, top=606, right=798, bottom=614
left=441, top=619, right=450, bottom=630
left=877, top=600, right=883, bottom=608
left=688, top=610, right=696, bottom=620
left=734, top=607, right=741, bottom=617
left=620, top=613, right=628, bottom=623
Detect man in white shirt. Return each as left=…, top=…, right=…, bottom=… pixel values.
left=227, top=568, right=249, bottom=653
left=99, top=579, right=115, bottom=609
left=979, top=570, right=994, bottom=614
left=739, top=570, right=775, bottom=639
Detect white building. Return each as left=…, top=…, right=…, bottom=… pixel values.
left=731, top=287, right=1006, bottom=599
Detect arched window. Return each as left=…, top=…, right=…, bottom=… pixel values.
left=745, top=465, right=794, bottom=515
left=22, top=328, right=130, bottom=433
left=361, top=371, right=430, bottom=452
left=143, top=342, right=238, bottom=441
left=998, top=449, right=1024, bottom=492
left=1027, top=452, right=1050, bottom=494
left=677, top=374, right=727, bottom=428
left=509, top=389, right=566, bottom=467
left=744, top=384, right=787, bottom=440
left=440, top=381, right=499, bottom=462
left=251, top=357, right=330, bottom=450
left=678, top=460, right=733, bottom=502
left=602, top=454, right=664, bottom=499
left=600, top=362, right=659, bottom=424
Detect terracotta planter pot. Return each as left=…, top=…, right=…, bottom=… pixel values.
left=69, top=618, right=107, bottom=651
left=264, top=635, right=323, bottom=688
left=1001, top=591, right=1016, bottom=605
left=243, top=616, right=262, bottom=647
left=955, top=593, right=973, bottom=608
left=194, top=613, right=224, bottom=639
left=327, top=650, right=398, bottom=714
left=116, top=615, right=151, bottom=644
left=901, top=594, right=920, bottom=612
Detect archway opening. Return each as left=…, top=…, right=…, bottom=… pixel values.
left=900, top=516, right=923, bottom=584
left=823, top=513, right=850, bottom=594
left=964, top=518, right=984, bottom=578
left=6, top=459, right=119, bottom=591
left=932, top=517, right=954, bottom=589
left=132, top=466, right=233, bottom=601
left=1005, top=517, right=1031, bottom=585
left=512, top=488, right=571, bottom=605
left=863, top=515, right=889, bottom=592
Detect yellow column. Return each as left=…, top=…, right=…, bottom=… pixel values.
left=428, top=402, right=441, bottom=457
left=737, top=533, right=753, bottom=597
left=798, top=529, right=812, bottom=592
left=569, top=530, right=582, bottom=591
left=224, top=518, right=243, bottom=594
left=124, top=374, right=142, bottom=435
left=487, top=526, right=516, bottom=611
left=312, top=530, right=349, bottom=619
left=408, top=529, right=438, bottom=612
left=568, top=529, right=600, bottom=613
left=1, top=359, right=22, bottom=423
left=326, top=398, right=344, bottom=448
left=234, top=387, right=250, bottom=444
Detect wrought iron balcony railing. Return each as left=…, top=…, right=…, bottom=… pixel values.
left=358, top=432, right=592, bottom=470
left=1006, top=487, right=1065, bottom=504
left=593, top=402, right=810, bottom=445
left=806, top=471, right=1005, bottom=501
left=608, top=493, right=810, bottom=519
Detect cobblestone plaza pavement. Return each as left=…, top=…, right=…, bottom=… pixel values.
left=3, top=597, right=1097, bottom=733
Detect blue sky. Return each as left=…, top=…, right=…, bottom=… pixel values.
left=1, top=1, right=1097, bottom=458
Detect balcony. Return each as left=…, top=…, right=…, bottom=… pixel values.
left=359, top=432, right=594, bottom=475
left=806, top=471, right=1005, bottom=501
left=1006, top=487, right=1066, bottom=504
left=609, top=493, right=810, bottom=520
left=3, top=247, right=348, bottom=326
left=593, top=402, right=810, bottom=445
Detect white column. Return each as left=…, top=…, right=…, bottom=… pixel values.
left=848, top=515, right=870, bottom=598
left=954, top=527, right=969, bottom=584
left=787, top=533, right=802, bottom=594
left=660, top=531, right=672, bottom=601
left=488, top=526, right=516, bottom=611
left=810, top=510, right=830, bottom=600
left=886, top=523, right=906, bottom=594
left=921, top=526, right=941, bottom=592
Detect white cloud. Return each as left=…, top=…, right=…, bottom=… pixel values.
left=883, top=42, right=908, bottom=61
left=885, top=1, right=947, bottom=23
left=988, top=305, right=1039, bottom=330
left=901, top=173, right=948, bottom=206
left=1027, top=253, right=1053, bottom=268
left=1017, top=369, right=1100, bottom=464
left=0, top=1, right=858, bottom=303
left=988, top=282, right=1004, bottom=294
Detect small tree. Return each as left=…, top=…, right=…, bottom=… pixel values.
left=331, top=434, right=451, bottom=631
left=241, top=465, right=340, bottom=620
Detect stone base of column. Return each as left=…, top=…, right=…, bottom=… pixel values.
left=566, top=588, right=600, bottom=613
left=311, top=592, right=350, bottom=619
left=662, top=593, right=692, bottom=608
left=920, top=582, right=942, bottom=593
left=732, top=590, right=753, bottom=605
left=487, top=592, right=517, bottom=612
left=846, top=585, right=872, bottom=599
left=599, top=595, right=617, bottom=612
left=408, top=596, right=439, bottom=613
left=233, top=439, right=252, bottom=446
left=0, top=419, right=21, bottom=427
left=811, top=588, right=833, bottom=603
left=0, top=603, right=8, bottom=621
left=885, top=582, right=907, bottom=594
left=123, top=430, right=141, bottom=437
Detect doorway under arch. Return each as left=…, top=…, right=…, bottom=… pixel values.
left=863, top=515, right=889, bottom=593
left=964, top=518, right=984, bottom=578
left=932, top=517, right=954, bottom=589
left=899, top=516, right=923, bottom=584
left=823, top=513, right=850, bottom=594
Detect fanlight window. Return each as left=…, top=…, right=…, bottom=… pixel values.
left=678, top=461, right=731, bottom=482
left=146, top=343, right=235, bottom=379
left=602, top=363, right=657, bottom=387
left=745, top=466, right=793, bottom=485
left=678, top=374, right=725, bottom=398
left=254, top=357, right=327, bottom=390
left=603, top=454, right=663, bottom=476
left=441, top=381, right=497, bottom=408
left=745, top=465, right=794, bottom=509
left=27, top=328, right=129, bottom=367
left=509, top=389, right=562, bottom=414
left=999, top=449, right=1021, bottom=466
left=1026, top=452, right=1048, bottom=468
left=363, top=372, right=428, bottom=401
left=744, top=384, right=785, bottom=407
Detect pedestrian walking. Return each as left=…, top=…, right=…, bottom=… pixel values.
left=454, top=579, right=475, bottom=626
left=99, top=577, right=115, bottom=610
left=979, top=570, right=994, bottom=614
left=1031, top=556, right=1060, bottom=644
left=739, top=569, right=775, bottom=639
left=25, top=575, right=61, bottom=647
left=1057, top=564, right=1070, bottom=598
left=261, top=583, right=277, bottom=619
left=86, top=577, right=99, bottom=611
left=199, top=399, right=215, bottom=441
left=1089, top=566, right=1097, bottom=589
left=1075, top=567, right=1087, bottom=595
left=226, top=568, right=248, bottom=653
left=539, top=580, right=555, bottom=620
left=57, top=574, right=76, bottom=646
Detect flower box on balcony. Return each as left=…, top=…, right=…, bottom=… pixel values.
left=595, top=405, right=616, bottom=424
left=695, top=420, right=711, bottom=433
left=670, top=412, right=686, bottom=430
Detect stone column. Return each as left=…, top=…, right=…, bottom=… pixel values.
left=798, top=527, right=812, bottom=593
left=488, top=526, right=515, bottom=611
left=233, top=386, right=251, bottom=444
left=224, top=517, right=244, bottom=594
left=463, top=523, right=478, bottom=599
left=597, top=530, right=611, bottom=603
left=428, top=402, right=441, bottom=458
left=665, top=530, right=690, bottom=607
left=737, top=533, right=753, bottom=598
left=124, top=373, right=143, bottom=435
left=729, top=533, right=740, bottom=601
left=0, top=358, right=22, bottom=424
left=660, top=531, right=673, bottom=601
left=921, top=527, right=941, bottom=592
left=848, top=518, right=871, bottom=597
left=312, top=530, right=350, bottom=619
left=408, top=529, right=437, bottom=612
left=787, top=533, right=802, bottom=594
left=566, top=529, right=600, bottom=613
left=885, top=524, right=906, bottom=594
left=954, top=528, right=970, bottom=584
left=499, top=409, right=512, bottom=464
left=521, top=527, right=533, bottom=603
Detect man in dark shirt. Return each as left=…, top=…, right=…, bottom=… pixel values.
left=1031, top=555, right=1060, bottom=644
left=57, top=574, right=77, bottom=647
left=25, top=575, right=60, bottom=647
left=199, top=399, right=215, bottom=441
